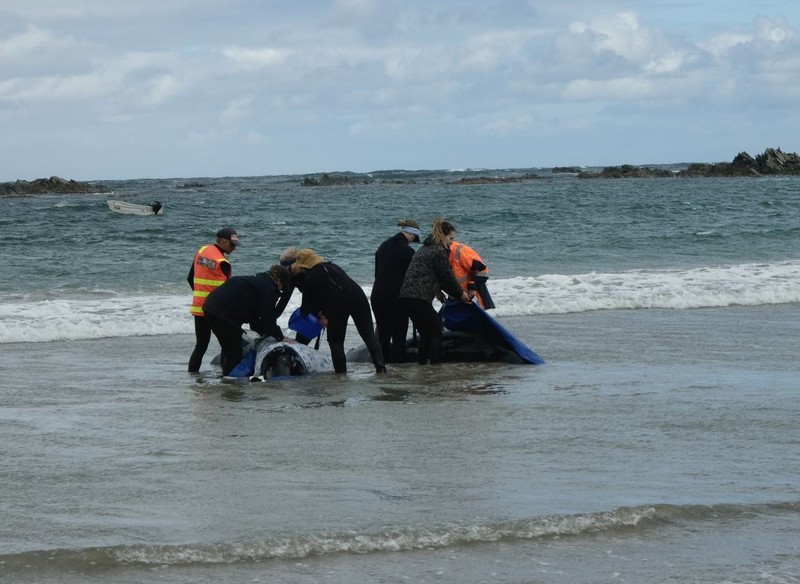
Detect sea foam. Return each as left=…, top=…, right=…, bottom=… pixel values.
left=1, top=261, right=798, bottom=343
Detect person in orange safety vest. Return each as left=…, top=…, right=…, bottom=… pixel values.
left=449, top=240, right=495, bottom=309
left=187, top=226, right=240, bottom=372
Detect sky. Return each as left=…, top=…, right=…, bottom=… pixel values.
left=1, top=0, right=799, bottom=181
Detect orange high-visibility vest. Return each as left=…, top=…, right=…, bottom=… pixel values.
left=449, top=242, right=489, bottom=308
left=189, top=245, right=229, bottom=316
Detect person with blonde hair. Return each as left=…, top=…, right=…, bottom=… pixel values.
left=291, top=249, right=386, bottom=374
left=371, top=219, right=421, bottom=363
left=399, top=219, right=470, bottom=364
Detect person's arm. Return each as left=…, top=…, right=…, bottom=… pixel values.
left=187, top=263, right=194, bottom=288
left=274, top=284, right=293, bottom=316
left=253, top=287, right=284, bottom=341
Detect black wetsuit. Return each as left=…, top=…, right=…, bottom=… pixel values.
left=300, top=262, right=385, bottom=373
left=371, top=232, right=415, bottom=363
left=202, top=272, right=284, bottom=376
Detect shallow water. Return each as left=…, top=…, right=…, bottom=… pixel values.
left=3, top=173, right=800, bottom=582
left=2, top=305, right=799, bottom=583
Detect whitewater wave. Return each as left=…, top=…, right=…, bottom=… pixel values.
left=1, top=501, right=796, bottom=571
left=1, top=261, right=798, bottom=343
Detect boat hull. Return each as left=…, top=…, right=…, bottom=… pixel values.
left=106, top=200, right=163, bottom=215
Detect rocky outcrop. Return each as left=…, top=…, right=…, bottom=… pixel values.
left=302, top=173, right=373, bottom=186
left=680, top=148, right=800, bottom=177
left=0, top=176, right=108, bottom=195
left=579, top=148, right=800, bottom=179
left=578, top=165, right=673, bottom=179
left=448, top=173, right=542, bottom=185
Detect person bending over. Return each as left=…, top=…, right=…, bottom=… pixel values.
left=202, top=264, right=290, bottom=376
left=291, top=248, right=386, bottom=374
left=400, top=219, right=470, bottom=365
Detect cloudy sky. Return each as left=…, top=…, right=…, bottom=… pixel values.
left=1, top=0, right=798, bottom=181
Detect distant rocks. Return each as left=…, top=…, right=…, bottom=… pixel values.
left=579, top=148, right=800, bottom=179
left=448, top=173, right=542, bottom=185
left=0, top=176, right=107, bottom=196
left=578, top=165, right=673, bottom=179
left=302, top=173, right=373, bottom=186
left=680, top=148, right=800, bottom=177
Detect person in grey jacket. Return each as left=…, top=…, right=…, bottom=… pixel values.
left=400, top=219, right=471, bottom=364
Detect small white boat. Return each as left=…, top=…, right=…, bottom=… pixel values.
left=107, top=199, right=163, bottom=216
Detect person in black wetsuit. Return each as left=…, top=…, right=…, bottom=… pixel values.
left=400, top=219, right=470, bottom=365
left=202, top=264, right=291, bottom=376
left=371, top=219, right=420, bottom=363
left=291, top=248, right=386, bottom=374
left=273, top=246, right=312, bottom=345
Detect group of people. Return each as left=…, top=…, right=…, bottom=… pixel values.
left=187, top=219, right=493, bottom=376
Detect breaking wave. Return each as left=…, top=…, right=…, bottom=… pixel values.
left=1, top=261, right=799, bottom=343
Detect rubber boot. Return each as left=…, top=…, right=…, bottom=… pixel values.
left=329, top=342, right=347, bottom=374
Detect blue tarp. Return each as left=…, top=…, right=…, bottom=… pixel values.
left=441, top=301, right=545, bottom=365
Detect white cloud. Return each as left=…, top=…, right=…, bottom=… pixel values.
left=220, top=97, right=253, bottom=122
left=220, top=46, right=290, bottom=70
left=1, top=1, right=800, bottom=179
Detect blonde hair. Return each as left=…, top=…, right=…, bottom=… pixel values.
left=293, top=248, right=324, bottom=270
left=430, top=219, right=456, bottom=249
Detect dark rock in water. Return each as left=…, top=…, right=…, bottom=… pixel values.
left=680, top=148, right=800, bottom=177
left=579, top=148, right=800, bottom=179
left=578, top=165, right=673, bottom=179
left=447, top=173, right=541, bottom=185
left=302, top=172, right=373, bottom=186
left=0, top=176, right=108, bottom=196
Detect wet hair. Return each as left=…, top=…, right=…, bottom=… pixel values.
left=431, top=219, right=456, bottom=249
left=268, top=264, right=291, bottom=290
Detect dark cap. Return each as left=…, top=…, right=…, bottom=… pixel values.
left=216, top=227, right=240, bottom=246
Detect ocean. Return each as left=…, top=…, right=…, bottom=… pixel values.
left=2, top=170, right=799, bottom=583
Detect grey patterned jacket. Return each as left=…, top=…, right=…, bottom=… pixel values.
left=399, top=235, right=463, bottom=303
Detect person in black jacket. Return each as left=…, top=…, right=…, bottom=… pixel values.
left=371, top=219, right=420, bottom=363
left=273, top=246, right=312, bottom=345
left=203, top=265, right=291, bottom=376
left=292, top=248, right=386, bottom=374
left=400, top=219, right=471, bottom=365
